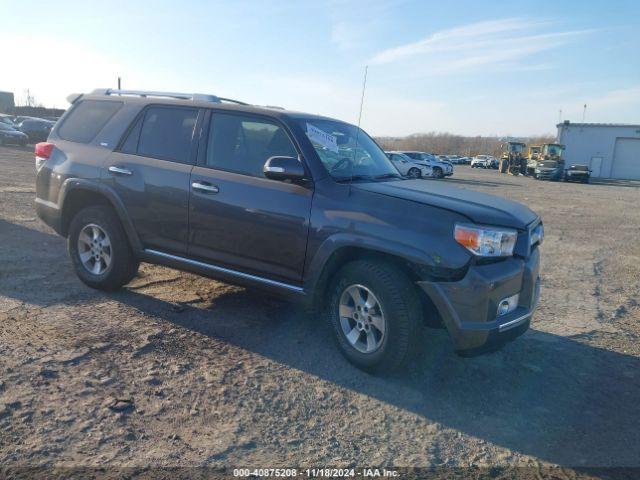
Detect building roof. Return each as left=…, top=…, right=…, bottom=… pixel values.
left=556, top=122, right=640, bottom=128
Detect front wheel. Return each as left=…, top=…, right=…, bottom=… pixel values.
left=327, top=260, right=423, bottom=373
left=68, top=205, right=139, bottom=291
left=434, top=167, right=444, bottom=178
left=407, top=167, right=421, bottom=179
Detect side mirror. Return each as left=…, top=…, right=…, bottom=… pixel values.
left=263, top=156, right=306, bottom=181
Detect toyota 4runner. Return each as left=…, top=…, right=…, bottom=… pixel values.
left=35, top=89, right=542, bottom=372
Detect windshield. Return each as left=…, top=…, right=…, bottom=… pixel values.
left=509, top=144, right=524, bottom=153
left=300, top=119, right=399, bottom=181
left=546, top=144, right=562, bottom=156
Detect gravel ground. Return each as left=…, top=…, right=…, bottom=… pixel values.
left=1, top=145, right=639, bottom=476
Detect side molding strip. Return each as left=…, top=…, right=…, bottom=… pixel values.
left=144, top=249, right=304, bottom=293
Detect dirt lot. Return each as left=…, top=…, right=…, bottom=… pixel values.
left=1, top=145, right=639, bottom=475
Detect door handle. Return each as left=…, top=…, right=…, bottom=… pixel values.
left=192, top=181, right=219, bottom=194
left=108, top=166, right=133, bottom=176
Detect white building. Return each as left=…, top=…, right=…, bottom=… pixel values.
left=556, top=122, right=640, bottom=180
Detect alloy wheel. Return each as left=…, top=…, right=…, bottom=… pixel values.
left=77, top=223, right=112, bottom=275
left=338, top=284, right=386, bottom=353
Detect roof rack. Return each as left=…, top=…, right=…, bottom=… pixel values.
left=90, top=89, right=248, bottom=105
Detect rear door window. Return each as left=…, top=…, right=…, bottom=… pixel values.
left=137, top=107, right=198, bottom=163
left=58, top=100, right=123, bottom=143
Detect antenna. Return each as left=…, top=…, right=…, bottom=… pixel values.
left=349, top=65, right=368, bottom=194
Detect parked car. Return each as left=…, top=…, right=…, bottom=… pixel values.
left=471, top=155, right=491, bottom=168
left=386, top=151, right=433, bottom=178
left=0, top=122, right=28, bottom=146
left=564, top=164, right=590, bottom=183
left=0, top=114, right=16, bottom=126
left=17, top=118, right=55, bottom=143
left=35, top=88, right=541, bottom=373
left=534, top=159, right=564, bottom=181
left=397, top=151, right=453, bottom=178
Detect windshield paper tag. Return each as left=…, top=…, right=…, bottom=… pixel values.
left=306, top=123, right=338, bottom=153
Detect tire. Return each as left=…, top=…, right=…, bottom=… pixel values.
left=327, top=260, right=423, bottom=373
left=434, top=167, right=444, bottom=178
left=67, top=205, right=139, bottom=291
left=407, top=167, right=421, bottom=179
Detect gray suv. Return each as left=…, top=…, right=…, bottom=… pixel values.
left=35, top=89, right=542, bottom=372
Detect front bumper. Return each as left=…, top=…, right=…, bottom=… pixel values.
left=418, top=247, right=540, bottom=353
left=565, top=173, right=588, bottom=182
left=536, top=169, right=561, bottom=180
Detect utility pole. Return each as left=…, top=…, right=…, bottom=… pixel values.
left=558, top=109, right=562, bottom=124
left=582, top=104, right=587, bottom=122
left=117, top=77, right=121, bottom=90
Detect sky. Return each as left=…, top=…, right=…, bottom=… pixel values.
left=1, top=0, right=639, bottom=136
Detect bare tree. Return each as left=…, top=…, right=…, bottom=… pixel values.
left=377, top=132, right=555, bottom=157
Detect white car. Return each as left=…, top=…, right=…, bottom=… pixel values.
left=471, top=155, right=491, bottom=168
left=395, top=151, right=453, bottom=178
left=386, top=152, right=433, bottom=178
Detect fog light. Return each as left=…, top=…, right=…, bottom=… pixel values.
left=497, top=294, right=519, bottom=316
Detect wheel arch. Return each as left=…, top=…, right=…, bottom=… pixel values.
left=307, top=243, right=444, bottom=328
left=59, top=180, right=142, bottom=253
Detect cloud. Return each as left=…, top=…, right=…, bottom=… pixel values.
left=368, top=18, right=594, bottom=75
left=587, top=85, right=640, bottom=108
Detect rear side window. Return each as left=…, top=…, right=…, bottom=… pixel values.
left=137, top=107, right=198, bottom=163
left=58, top=100, right=122, bottom=143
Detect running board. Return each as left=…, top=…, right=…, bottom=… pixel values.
left=143, top=249, right=304, bottom=293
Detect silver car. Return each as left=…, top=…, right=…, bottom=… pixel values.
left=386, top=152, right=433, bottom=178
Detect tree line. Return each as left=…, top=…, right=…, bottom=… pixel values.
left=376, top=132, right=556, bottom=158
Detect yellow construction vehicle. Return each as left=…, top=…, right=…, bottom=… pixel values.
left=499, top=141, right=527, bottom=175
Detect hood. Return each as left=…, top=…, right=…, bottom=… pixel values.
left=354, top=179, right=538, bottom=229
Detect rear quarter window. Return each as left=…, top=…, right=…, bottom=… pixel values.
left=58, top=100, right=123, bottom=143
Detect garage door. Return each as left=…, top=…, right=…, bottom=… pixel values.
left=612, top=138, right=640, bottom=179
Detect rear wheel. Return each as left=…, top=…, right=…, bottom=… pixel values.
left=68, top=205, right=139, bottom=291
left=327, top=260, right=423, bottom=373
left=407, top=167, right=421, bottom=179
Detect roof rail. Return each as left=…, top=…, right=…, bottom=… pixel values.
left=90, top=89, right=247, bottom=105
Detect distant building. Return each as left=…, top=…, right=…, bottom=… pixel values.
left=0, top=91, right=15, bottom=112
left=557, top=121, right=640, bottom=180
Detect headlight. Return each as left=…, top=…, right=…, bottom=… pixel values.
left=535, top=169, right=541, bottom=173
left=454, top=223, right=517, bottom=257
left=530, top=223, right=544, bottom=246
